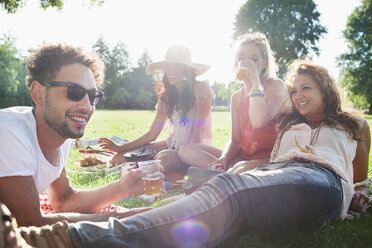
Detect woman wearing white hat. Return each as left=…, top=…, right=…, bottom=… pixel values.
left=100, top=45, right=214, bottom=177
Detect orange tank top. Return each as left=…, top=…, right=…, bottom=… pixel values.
left=238, top=88, right=277, bottom=160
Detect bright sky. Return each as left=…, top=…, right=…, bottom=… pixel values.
left=0, top=0, right=361, bottom=83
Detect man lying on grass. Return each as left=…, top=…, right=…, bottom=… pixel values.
left=0, top=44, right=151, bottom=227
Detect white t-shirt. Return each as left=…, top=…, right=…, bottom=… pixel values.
left=0, top=106, right=70, bottom=194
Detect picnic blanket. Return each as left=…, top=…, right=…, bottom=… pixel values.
left=39, top=192, right=127, bottom=214
left=73, top=136, right=129, bottom=149
left=75, top=136, right=155, bottom=166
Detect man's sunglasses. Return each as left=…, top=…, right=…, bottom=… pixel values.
left=42, top=81, right=104, bottom=106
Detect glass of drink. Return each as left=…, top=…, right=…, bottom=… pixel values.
left=237, top=60, right=250, bottom=81
left=138, top=160, right=163, bottom=196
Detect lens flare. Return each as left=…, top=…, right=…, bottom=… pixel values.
left=171, top=219, right=210, bottom=248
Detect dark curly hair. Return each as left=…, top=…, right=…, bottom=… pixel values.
left=276, top=60, right=360, bottom=141
left=154, top=67, right=196, bottom=125
left=25, top=44, right=105, bottom=88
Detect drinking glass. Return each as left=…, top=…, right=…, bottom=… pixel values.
left=138, top=160, right=163, bottom=196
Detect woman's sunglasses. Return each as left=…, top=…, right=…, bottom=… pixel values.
left=43, top=81, right=104, bottom=106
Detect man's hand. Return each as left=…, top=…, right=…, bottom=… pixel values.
left=120, top=169, right=147, bottom=197
left=119, top=168, right=165, bottom=198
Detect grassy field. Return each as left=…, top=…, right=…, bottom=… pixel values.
left=66, top=110, right=372, bottom=247
left=81, top=109, right=231, bottom=148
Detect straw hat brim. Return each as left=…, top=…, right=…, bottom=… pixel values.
left=146, top=61, right=210, bottom=76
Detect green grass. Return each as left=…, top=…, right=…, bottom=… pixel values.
left=66, top=110, right=372, bottom=247
left=81, top=109, right=230, bottom=148
left=66, top=110, right=231, bottom=208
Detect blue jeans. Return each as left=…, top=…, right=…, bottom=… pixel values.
left=69, top=161, right=342, bottom=248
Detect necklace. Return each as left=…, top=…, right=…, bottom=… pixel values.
left=295, top=122, right=324, bottom=155
left=270, top=121, right=324, bottom=162
left=309, top=122, right=323, bottom=146
left=305, top=113, right=325, bottom=129
left=306, top=120, right=323, bottom=129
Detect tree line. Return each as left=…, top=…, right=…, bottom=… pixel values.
left=0, top=36, right=152, bottom=109
left=0, top=36, right=237, bottom=110
left=1, top=0, right=370, bottom=112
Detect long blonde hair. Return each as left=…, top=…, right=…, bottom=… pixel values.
left=233, top=32, right=278, bottom=81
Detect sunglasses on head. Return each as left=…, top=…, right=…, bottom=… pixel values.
left=43, top=81, right=104, bottom=106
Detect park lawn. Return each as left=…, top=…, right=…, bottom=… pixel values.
left=66, top=110, right=372, bottom=248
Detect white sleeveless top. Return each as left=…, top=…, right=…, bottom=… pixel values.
left=155, top=81, right=214, bottom=149
left=271, top=123, right=357, bottom=219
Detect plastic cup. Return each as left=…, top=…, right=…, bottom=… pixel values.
left=237, top=61, right=250, bottom=81
left=138, top=160, right=163, bottom=196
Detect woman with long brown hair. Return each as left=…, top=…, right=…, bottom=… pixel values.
left=99, top=45, right=214, bottom=176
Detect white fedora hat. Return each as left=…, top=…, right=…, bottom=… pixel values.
left=146, top=45, right=210, bottom=76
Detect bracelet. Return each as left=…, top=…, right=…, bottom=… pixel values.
left=249, top=90, right=264, bottom=97
left=354, top=177, right=371, bottom=188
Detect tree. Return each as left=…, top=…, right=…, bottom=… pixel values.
left=137, top=49, right=152, bottom=68
left=211, top=81, right=243, bottom=111
left=135, top=89, right=156, bottom=109
left=94, top=37, right=130, bottom=80
left=93, top=39, right=156, bottom=110
left=132, top=50, right=154, bottom=94
left=111, top=87, right=130, bottom=109
left=211, top=82, right=228, bottom=106
left=93, top=37, right=130, bottom=109
left=0, top=35, right=29, bottom=108
left=234, top=0, right=326, bottom=77
left=123, top=50, right=156, bottom=109
left=337, top=0, right=372, bottom=113
left=0, top=0, right=103, bottom=13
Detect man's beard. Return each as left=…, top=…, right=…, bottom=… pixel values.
left=43, top=94, right=85, bottom=139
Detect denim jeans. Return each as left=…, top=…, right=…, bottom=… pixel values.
left=69, top=161, right=342, bottom=248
